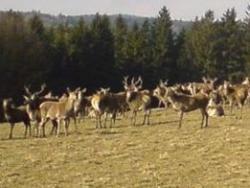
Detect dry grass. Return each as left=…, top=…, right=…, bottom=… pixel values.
left=1, top=107, right=250, bottom=188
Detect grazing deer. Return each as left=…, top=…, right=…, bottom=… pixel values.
left=2, top=98, right=31, bottom=139
left=222, top=81, right=249, bottom=118
left=39, top=88, right=79, bottom=137
left=154, top=86, right=209, bottom=128
left=123, top=76, right=152, bottom=126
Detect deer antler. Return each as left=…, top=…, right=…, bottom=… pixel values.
left=24, top=85, right=32, bottom=96
left=131, top=77, right=135, bottom=86
left=135, top=76, right=143, bottom=89
left=35, top=83, right=46, bottom=96
left=202, top=76, right=208, bottom=83
left=134, top=76, right=141, bottom=86
left=123, top=76, right=129, bottom=86
left=159, top=79, right=168, bottom=87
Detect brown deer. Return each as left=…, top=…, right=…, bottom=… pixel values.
left=2, top=98, right=31, bottom=139
left=123, top=76, right=152, bottom=126
left=91, top=88, right=122, bottom=128
left=154, top=86, right=209, bottom=128
left=222, top=81, right=249, bottom=118
left=23, top=84, right=58, bottom=136
left=38, top=88, right=79, bottom=137
left=207, top=90, right=225, bottom=117
left=154, top=79, right=169, bottom=107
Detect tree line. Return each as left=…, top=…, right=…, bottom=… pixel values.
left=0, top=6, right=250, bottom=103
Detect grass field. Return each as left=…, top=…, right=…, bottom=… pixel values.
left=1, top=107, right=250, bottom=188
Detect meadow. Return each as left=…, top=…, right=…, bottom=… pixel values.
left=1, top=107, right=250, bottom=188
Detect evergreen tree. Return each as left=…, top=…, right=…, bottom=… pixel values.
left=152, top=6, right=175, bottom=81
left=114, top=15, right=128, bottom=71
left=217, top=8, right=245, bottom=81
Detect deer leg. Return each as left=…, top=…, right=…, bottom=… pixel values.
left=111, top=112, right=116, bottom=128
left=34, top=122, right=39, bottom=137
left=205, top=112, right=209, bottom=128
left=42, top=123, right=46, bottom=137
left=73, top=116, right=78, bottom=132
left=200, top=109, right=205, bottom=128
left=56, top=119, right=61, bottom=137
left=64, top=120, right=68, bottom=136
left=38, top=122, right=43, bottom=138
left=178, top=111, right=184, bottom=128
left=104, top=112, right=108, bottom=128
left=50, top=120, right=57, bottom=135
left=133, top=111, right=137, bottom=126
left=229, top=100, right=233, bottom=115
left=28, top=123, right=31, bottom=137
left=130, top=111, right=134, bottom=125
left=146, top=110, right=151, bottom=125
left=24, top=124, right=28, bottom=139
left=95, top=115, right=99, bottom=129
left=240, top=106, right=243, bottom=119
left=9, top=123, right=14, bottom=139
left=142, top=113, right=146, bottom=125
left=98, top=114, right=102, bottom=128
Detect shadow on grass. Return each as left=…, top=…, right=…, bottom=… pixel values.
left=0, top=136, right=27, bottom=141
left=98, top=129, right=122, bottom=135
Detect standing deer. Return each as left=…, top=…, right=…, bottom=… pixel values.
left=73, top=88, right=87, bottom=123
left=222, top=81, right=249, bottom=118
left=23, top=84, right=58, bottom=136
left=154, top=86, right=209, bottom=128
left=39, top=88, right=79, bottom=137
left=2, top=98, right=31, bottom=139
left=123, top=76, right=152, bottom=126
left=91, top=88, right=121, bottom=128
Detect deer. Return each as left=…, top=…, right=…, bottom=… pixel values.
left=38, top=88, right=79, bottom=137
left=73, top=88, right=87, bottom=123
left=207, top=90, right=225, bottom=117
left=153, top=80, right=169, bottom=108
left=23, top=84, right=58, bottom=136
left=2, top=98, right=31, bottom=139
left=187, top=77, right=218, bottom=95
left=91, top=88, right=121, bottom=128
left=153, top=85, right=209, bottom=128
left=123, top=76, right=152, bottom=126
left=222, top=80, right=249, bottom=119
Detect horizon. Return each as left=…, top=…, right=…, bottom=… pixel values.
left=0, top=0, right=248, bottom=21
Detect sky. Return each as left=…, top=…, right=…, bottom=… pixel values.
left=0, top=0, right=248, bottom=20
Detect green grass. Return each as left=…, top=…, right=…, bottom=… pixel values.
left=1, top=107, right=250, bottom=188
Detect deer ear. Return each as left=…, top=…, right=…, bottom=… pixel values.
left=67, top=87, right=71, bottom=93
left=82, top=88, right=87, bottom=93
left=75, top=87, right=81, bottom=92
left=202, top=76, right=207, bottom=83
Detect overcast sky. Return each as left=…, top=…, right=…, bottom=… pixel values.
left=0, top=0, right=248, bottom=20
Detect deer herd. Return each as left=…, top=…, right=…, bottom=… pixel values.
left=2, top=76, right=250, bottom=139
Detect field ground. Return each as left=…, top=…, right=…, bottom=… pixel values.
left=1, top=107, right=250, bottom=188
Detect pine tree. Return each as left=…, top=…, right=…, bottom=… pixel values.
left=217, top=8, right=245, bottom=81
left=114, top=15, right=128, bottom=71
left=152, top=6, right=175, bottom=81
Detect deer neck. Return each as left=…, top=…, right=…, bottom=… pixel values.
left=64, top=98, right=76, bottom=112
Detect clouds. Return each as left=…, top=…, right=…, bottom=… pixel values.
left=0, top=0, right=248, bottom=20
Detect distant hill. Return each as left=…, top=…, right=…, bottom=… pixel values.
left=0, top=10, right=193, bottom=33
